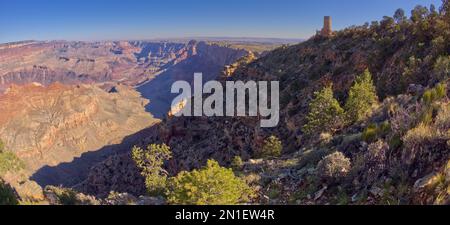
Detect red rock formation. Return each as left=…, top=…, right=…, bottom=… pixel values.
left=0, top=83, right=159, bottom=190
left=0, top=41, right=248, bottom=93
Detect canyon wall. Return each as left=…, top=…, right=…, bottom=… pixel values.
left=0, top=83, right=158, bottom=197
left=0, top=40, right=248, bottom=91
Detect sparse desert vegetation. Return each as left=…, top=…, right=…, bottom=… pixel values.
left=0, top=0, right=449, bottom=206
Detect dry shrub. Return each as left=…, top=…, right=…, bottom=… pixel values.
left=317, top=152, right=351, bottom=182
left=435, top=103, right=450, bottom=130
left=402, top=124, right=437, bottom=165
left=365, top=140, right=389, bottom=184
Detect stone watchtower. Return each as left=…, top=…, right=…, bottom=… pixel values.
left=321, top=16, right=332, bottom=37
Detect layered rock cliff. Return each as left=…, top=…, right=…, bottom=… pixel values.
left=0, top=83, right=158, bottom=198
left=136, top=41, right=249, bottom=117
left=0, top=40, right=248, bottom=93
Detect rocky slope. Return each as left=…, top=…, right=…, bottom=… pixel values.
left=82, top=4, right=449, bottom=204
left=0, top=83, right=158, bottom=200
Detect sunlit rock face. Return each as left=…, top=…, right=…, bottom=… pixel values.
left=0, top=40, right=248, bottom=92
left=0, top=83, right=158, bottom=187
left=0, top=40, right=248, bottom=117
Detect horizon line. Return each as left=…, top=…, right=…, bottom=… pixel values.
left=0, top=36, right=308, bottom=45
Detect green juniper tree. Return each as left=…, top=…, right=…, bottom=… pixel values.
left=167, top=160, right=253, bottom=205
left=345, top=69, right=379, bottom=123
left=394, top=8, right=407, bottom=23
left=303, top=85, right=345, bottom=135
left=260, top=135, right=282, bottom=158
left=132, top=143, right=172, bottom=196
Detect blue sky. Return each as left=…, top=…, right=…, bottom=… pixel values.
left=0, top=0, right=443, bottom=43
